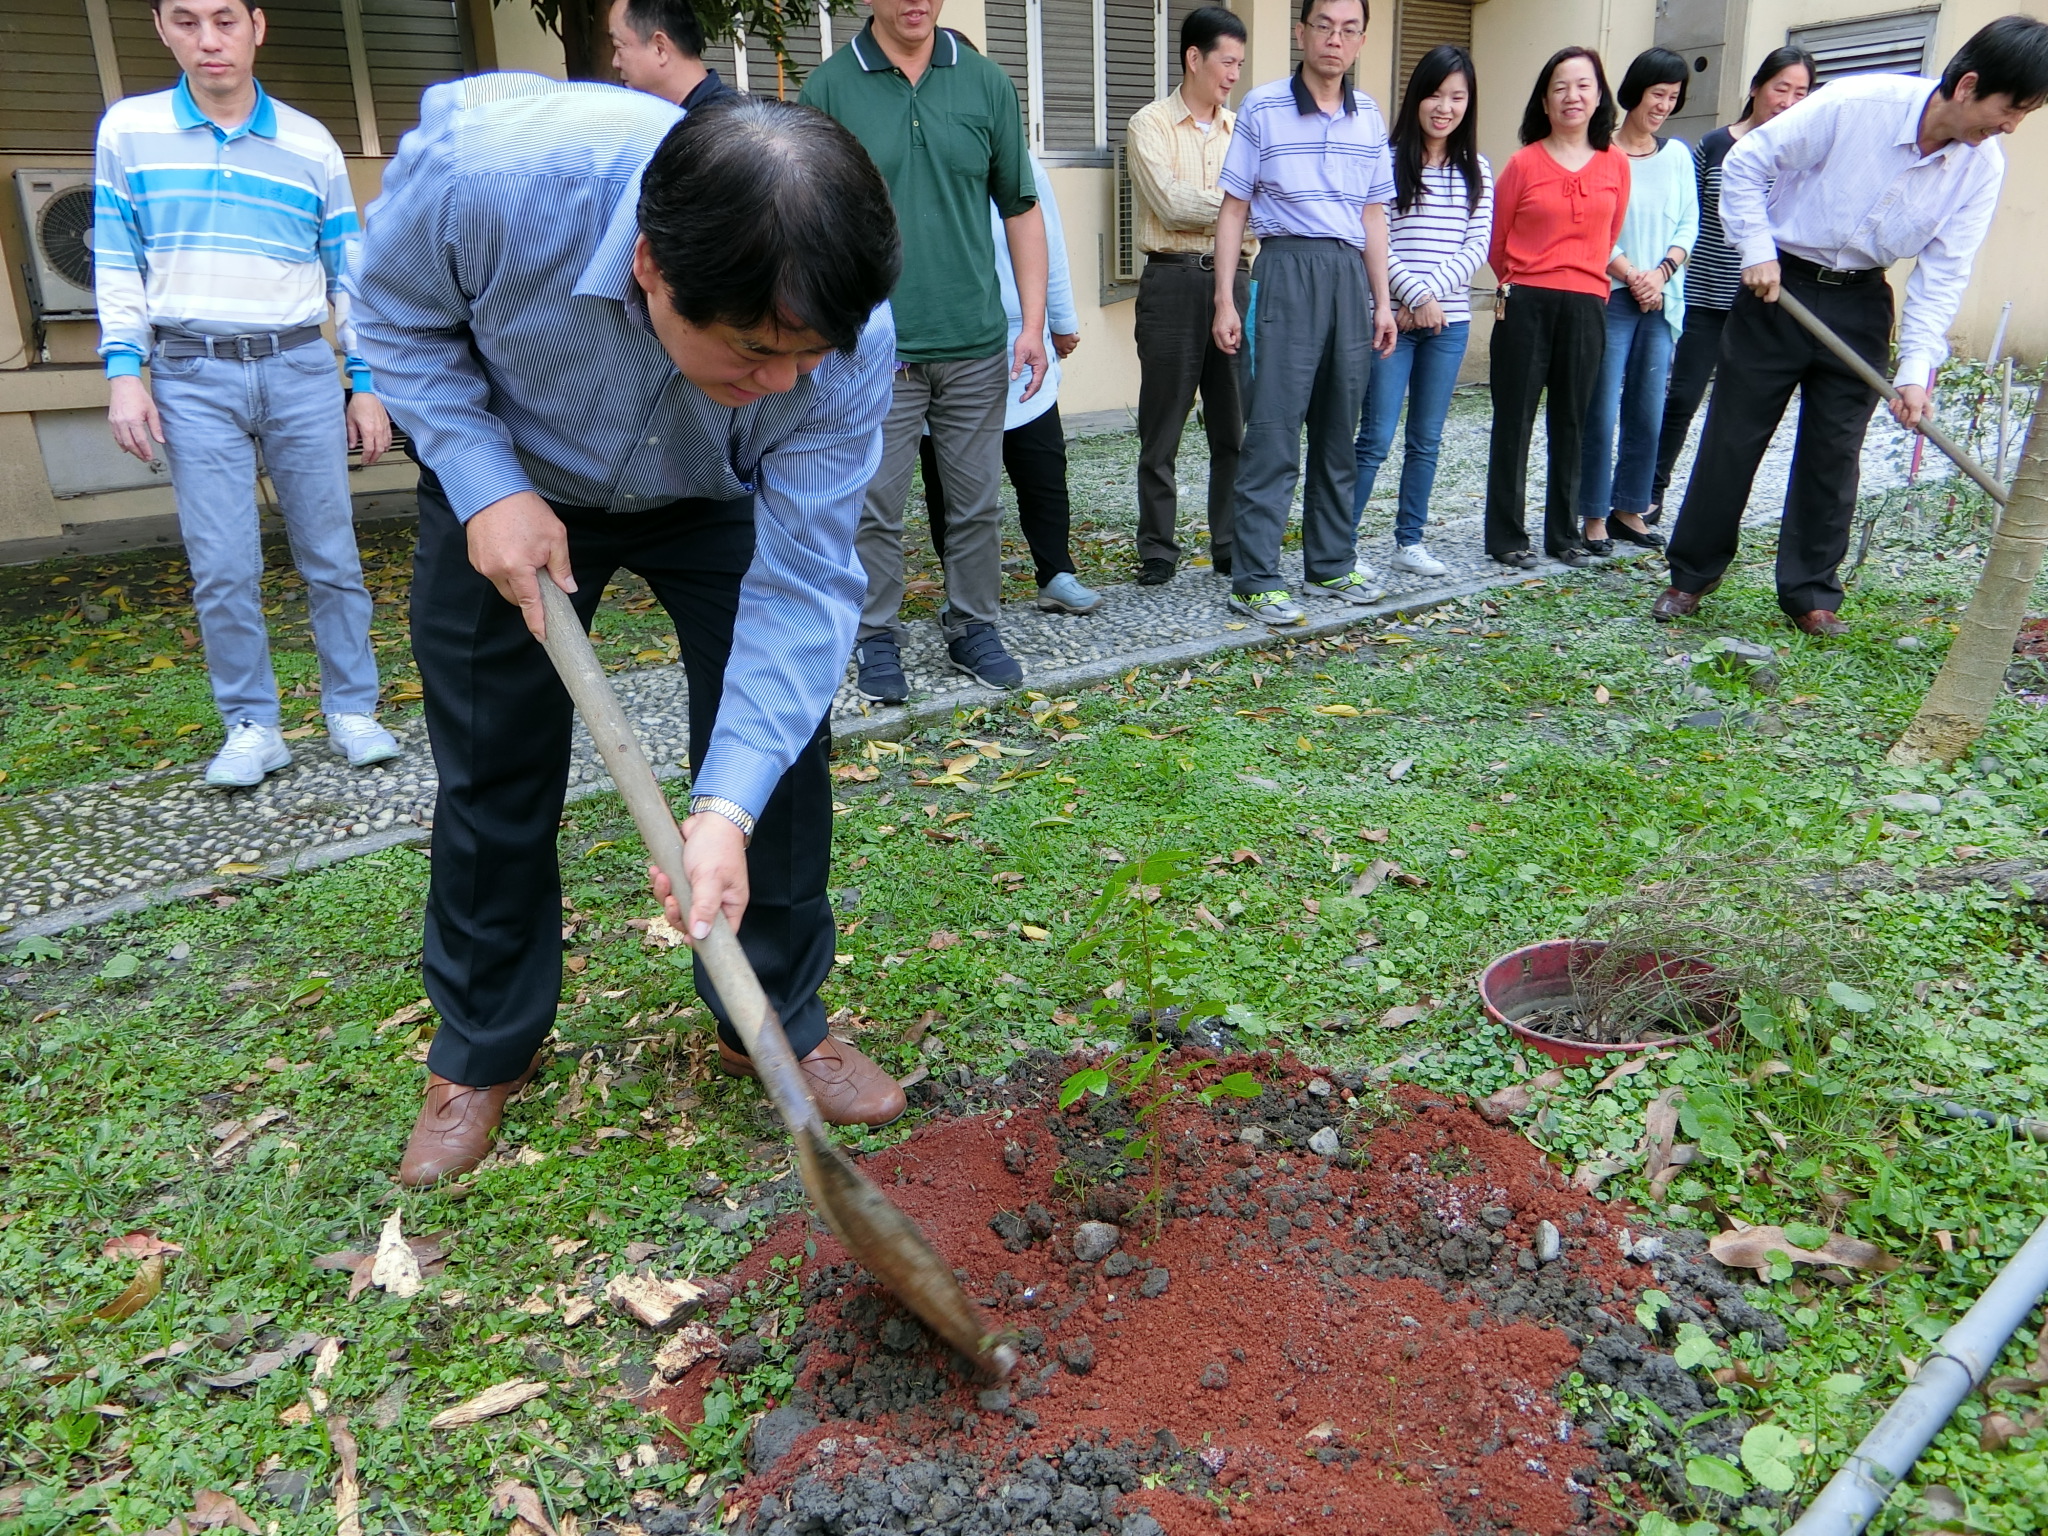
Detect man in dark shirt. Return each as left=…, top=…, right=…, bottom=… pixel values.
left=608, top=0, right=741, bottom=112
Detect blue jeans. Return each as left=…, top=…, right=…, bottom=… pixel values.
left=1351, top=320, right=1469, bottom=545
left=149, top=338, right=380, bottom=727
left=1577, top=289, right=1675, bottom=522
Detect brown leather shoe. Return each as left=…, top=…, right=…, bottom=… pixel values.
left=397, top=1053, right=543, bottom=1187
left=1651, top=586, right=1703, bottom=621
left=1791, top=609, right=1848, bottom=637
left=719, top=1035, right=907, bottom=1127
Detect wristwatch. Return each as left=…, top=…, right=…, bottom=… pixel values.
left=688, top=795, right=756, bottom=845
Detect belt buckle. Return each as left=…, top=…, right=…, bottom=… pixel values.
left=236, top=335, right=253, bottom=361
left=1816, top=268, right=1846, bottom=286
left=1198, top=253, right=1215, bottom=271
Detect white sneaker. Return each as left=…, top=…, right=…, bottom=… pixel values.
left=1310, top=567, right=1387, bottom=605
left=1389, top=544, right=1448, bottom=578
left=205, top=721, right=292, bottom=788
left=327, top=712, right=402, bottom=769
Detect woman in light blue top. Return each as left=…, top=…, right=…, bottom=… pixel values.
left=920, top=153, right=1101, bottom=614
left=1578, top=48, right=1699, bottom=554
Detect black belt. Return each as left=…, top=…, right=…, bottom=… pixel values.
left=1778, top=252, right=1886, bottom=288
left=1143, top=251, right=1249, bottom=271
left=156, top=324, right=327, bottom=360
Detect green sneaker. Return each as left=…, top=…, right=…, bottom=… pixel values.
left=1226, top=589, right=1307, bottom=626
left=1311, top=567, right=1387, bottom=605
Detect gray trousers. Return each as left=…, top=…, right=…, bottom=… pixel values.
left=856, top=353, right=1008, bottom=640
left=1134, top=258, right=1246, bottom=564
left=1229, top=237, right=1372, bottom=595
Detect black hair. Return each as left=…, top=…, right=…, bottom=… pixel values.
left=618, top=0, right=706, bottom=58
left=1940, top=13, right=2048, bottom=106
left=1738, top=44, right=1816, bottom=121
left=1617, top=45, right=1689, bottom=115
left=637, top=98, right=901, bottom=354
left=1299, top=0, right=1367, bottom=27
left=1180, top=5, right=1246, bottom=71
left=1392, top=44, right=1482, bottom=215
left=1519, top=47, right=1615, bottom=150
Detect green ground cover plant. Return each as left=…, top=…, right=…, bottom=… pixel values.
left=4, top=463, right=2048, bottom=1532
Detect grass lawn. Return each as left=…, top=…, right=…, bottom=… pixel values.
left=6, top=454, right=2048, bottom=1532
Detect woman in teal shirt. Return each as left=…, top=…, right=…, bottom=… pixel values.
left=1578, top=48, right=1699, bottom=553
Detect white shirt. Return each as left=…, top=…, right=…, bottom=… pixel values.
left=1719, top=73, right=2005, bottom=388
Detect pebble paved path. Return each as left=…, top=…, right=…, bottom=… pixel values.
left=0, top=400, right=1932, bottom=940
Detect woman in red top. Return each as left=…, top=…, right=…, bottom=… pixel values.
left=1484, top=47, right=1629, bottom=568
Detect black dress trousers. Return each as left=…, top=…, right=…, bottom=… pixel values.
left=1483, top=283, right=1606, bottom=560
left=1666, top=268, right=1891, bottom=617
left=409, top=470, right=835, bottom=1087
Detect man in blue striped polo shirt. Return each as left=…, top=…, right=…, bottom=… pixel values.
left=1211, top=0, right=1398, bottom=627
left=95, top=0, right=400, bottom=787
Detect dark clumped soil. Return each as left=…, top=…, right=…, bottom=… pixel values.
left=633, top=1054, right=1784, bottom=1536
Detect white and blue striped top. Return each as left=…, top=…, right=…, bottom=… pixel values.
left=94, top=76, right=369, bottom=389
left=1386, top=156, right=1494, bottom=325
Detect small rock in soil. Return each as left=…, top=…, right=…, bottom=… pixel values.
left=1121, top=1516, right=1166, bottom=1536
left=1536, top=1219, right=1562, bottom=1262
left=1308, top=1126, right=1341, bottom=1156
left=1628, top=1235, right=1666, bottom=1263
left=1072, top=1221, right=1120, bottom=1262
left=1057, top=1334, right=1095, bottom=1374
left=1102, top=1251, right=1136, bottom=1278
left=1238, top=1125, right=1266, bottom=1147
left=745, top=1402, right=819, bottom=1474
left=1139, top=1268, right=1170, bottom=1299
left=1200, top=1362, right=1230, bottom=1389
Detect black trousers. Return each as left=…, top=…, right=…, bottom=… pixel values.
left=1484, top=284, right=1605, bottom=559
left=1666, top=270, right=1891, bottom=616
left=1650, top=304, right=1729, bottom=509
left=920, top=403, right=1077, bottom=589
left=410, top=470, right=834, bottom=1086
left=1134, top=259, right=1248, bottom=564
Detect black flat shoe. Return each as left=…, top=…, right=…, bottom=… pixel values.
left=1610, top=518, right=1666, bottom=550
left=1583, top=537, right=1616, bottom=556
left=1555, top=548, right=1594, bottom=568
left=1495, top=549, right=1541, bottom=570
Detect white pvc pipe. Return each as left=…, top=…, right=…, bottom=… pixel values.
left=1787, top=1212, right=2048, bottom=1535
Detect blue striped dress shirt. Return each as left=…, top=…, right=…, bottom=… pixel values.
left=348, top=74, right=896, bottom=819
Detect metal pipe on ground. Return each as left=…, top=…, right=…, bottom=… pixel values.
left=1786, top=1212, right=2048, bottom=1535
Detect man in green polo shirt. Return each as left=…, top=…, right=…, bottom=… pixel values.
left=802, top=0, right=1047, bottom=703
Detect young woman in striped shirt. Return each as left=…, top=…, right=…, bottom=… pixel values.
left=1350, top=43, right=1493, bottom=579
left=1646, top=45, right=1815, bottom=521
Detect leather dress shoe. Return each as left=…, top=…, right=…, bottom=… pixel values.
left=1792, top=609, right=1848, bottom=637
left=719, top=1035, right=907, bottom=1127
left=1651, top=580, right=1718, bottom=621
left=397, top=1052, right=544, bottom=1187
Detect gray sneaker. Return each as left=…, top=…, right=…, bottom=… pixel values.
left=1310, top=568, right=1387, bottom=605
left=205, top=720, right=292, bottom=788
left=1226, top=589, right=1308, bottom=626
left=1036, top=572, right=1103, bottom=614
left=327, top=712, right=401, bottom=768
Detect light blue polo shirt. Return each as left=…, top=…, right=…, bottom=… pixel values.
left=1219, top=69, right=1395, bottom=249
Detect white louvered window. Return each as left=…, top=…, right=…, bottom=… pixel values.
left=1790, top=8, right=1940, bottom=83
left=985, top=0, right=1171, bottom=164
left=1392, top=0, right=1470, bottom=106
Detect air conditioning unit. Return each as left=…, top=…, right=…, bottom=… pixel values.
left=15, top=169, right=98, bottom=319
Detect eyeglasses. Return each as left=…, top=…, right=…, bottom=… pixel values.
left=1304, top=20, right=1364, bottom=40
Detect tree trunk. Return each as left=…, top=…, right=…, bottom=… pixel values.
left=1889, top=406, right=2047, bottom=767
left=551, top=0, right=615, bottom=81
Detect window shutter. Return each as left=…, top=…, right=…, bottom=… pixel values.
left=108, top=0, right=364, bottom=151
left=700, top=36, right=739, bottom=89
left=1104, top=0, right=1152, bottom=146
left=986, top=0, right=1033, bottom=130
left=0, top=1, right=105, bottom=152
left=1393, top=0, right=1470, bottom=105
left=1040, top=0, right=1096, bottom=152
left=765, top=10, right=824, bottom=97
left=359, top=0, right=464, bottom=147
left=1790, top=9, right=1939, bottom=83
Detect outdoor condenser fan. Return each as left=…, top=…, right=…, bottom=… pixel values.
left=36, top=183, right=96, bottom=296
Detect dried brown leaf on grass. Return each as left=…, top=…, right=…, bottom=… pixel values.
left=1979, top=1409, right=2044, bottom=1452
left=1477, top=1069, right=1565, bottom=1123
left=1571, top=1157, right=1626, bottom=1192
left=1378, top=1003, right=1432, bottom=1029
left=428, top=1378, right=549, bottom=1429
left=210, top=1108, right=287, bottom=1163
left=1641, top=1087, right=1686, bottom=1190
left=199, top=1329, right=321, bottom=1389
left=92, top=1254, right=166, bottom=1322
left=1349, top=859, right=1401, bottom=897
left=492, top=1480, right=558, bottom=1536
left=102, top=1232, right=183, bottom=1259
left=142, top=1489, right=261, bottom=1535
left=376, top=1000, right=434, bottom=1032
left=328, top=1416, right=362, bottom=1536
left=1593, top=1052, right=1672, bottom=1092
left=1707, top=1224, right=1902, bottom=1277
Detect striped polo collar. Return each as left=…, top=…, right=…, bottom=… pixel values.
left=1289, top=65, right=1355, bottom=117
left=847, top=20, right=961, bottom=72
left=172, top=73, right=278, bottom=139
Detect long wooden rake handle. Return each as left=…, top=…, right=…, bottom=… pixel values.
left=1774, top=288, right=2010, bottom=507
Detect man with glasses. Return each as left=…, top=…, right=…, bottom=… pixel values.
left=1211, top=0, right=1397, bottom=628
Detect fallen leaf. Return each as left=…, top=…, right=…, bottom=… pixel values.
left=1571, top=1157, right=1625, bottom=1192
left=1478, top=1069, right=1566, bottom=1124
left=133, top=1338, right=200, bottom=1366
left=549, top=1236, right=590, bottom=1259
left=831, top=763, right=880, bottom=782
left=653, top=1322, right=725, bottom=1381
left=376, top=1000, right=434, bottom=1033
left=328, top=1417, right=361, bottom=1536
left=200, top=1330, right=322, bottom=1389
left=1980, top=1411, right=2029, bottom=1452
left=92, top=1254, right=166, bottom=1322
left=215, top=860, right=266, bottom=875
left=927, top=931, right=960, bottom=950
left=311, top=1336, right=344, bottom=1383
left=370, top=1210, right=423, bottom=1299
left=1593, top=685, right=1611, bottom=705
left=492, top=1480, right=558, bottom=1536
left=562, top=1296, right=597, bottom=1326
left=102, top=1232, right=183, bottom=1260
left=1707, top=1225, right=1902, bottom=1277
left=1641, top=1087, right=1687, bottom=1191
left=211, top=1108, right=287, bottom=1164
left=1020, top=924, right=1050, bottom=942
left=1230, top=848, right=1264, bottom=865
left=564, top=955, right=589, bottom=974
left=943, top=755, right=979, bottom=775
left=1349, top=859, right=1401, bottom=897
left=1192, top=904, right=1228, bottom=933
left=278, top=1401, right=314, bottom=1425
left=642, top=912, right=688, bottom=949
left=1386, top=757, right=1414, bottom=782
left=1594, top=1053, right=1669, bottom=1092
left=429, top=1378, right=549, bottom=1429
left=1359, top=828, right=1390, bottom=843
left=1313, top=704, right=1361, bottom=717
left=166, top=1490, right=260, bottom=1533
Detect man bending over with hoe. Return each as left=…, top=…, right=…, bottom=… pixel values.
left=351, top=87, right=910, bottom=1185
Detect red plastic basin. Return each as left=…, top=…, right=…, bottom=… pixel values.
left=1477, top=939, right=1731, bottom=1067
